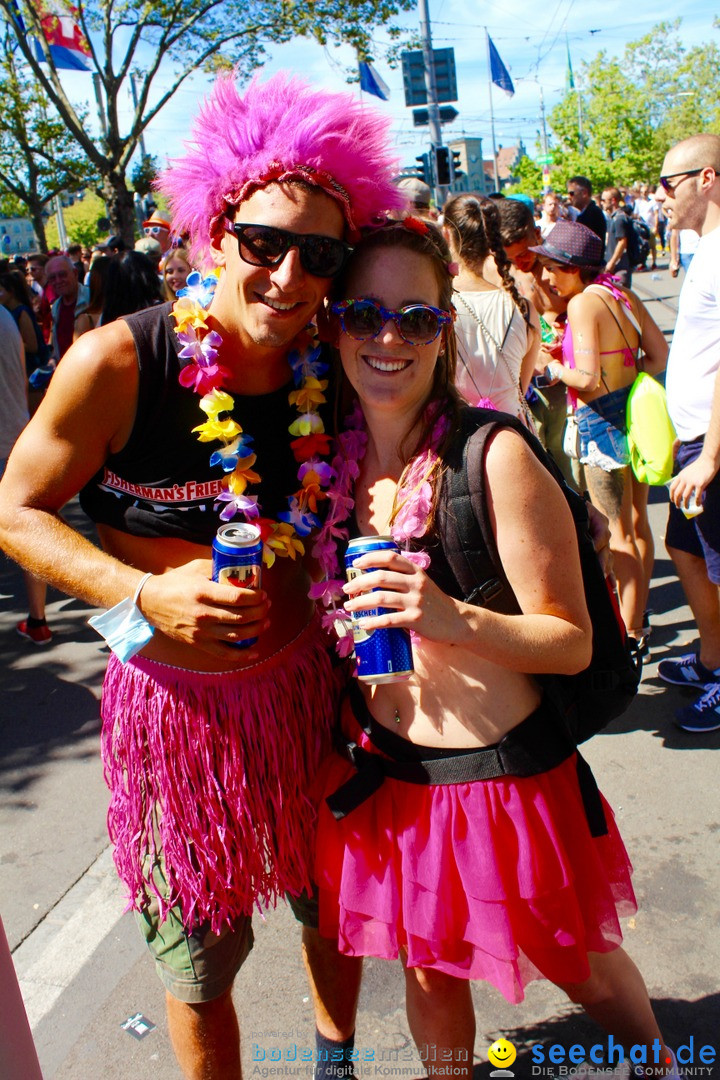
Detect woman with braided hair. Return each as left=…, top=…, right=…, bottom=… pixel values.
left=443, top=193, right=539, bottom=424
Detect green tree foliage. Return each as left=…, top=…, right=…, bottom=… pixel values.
left=0, top=191, right=25, bottom=218
left=548, top=20, right=720, bottom=191
left=510, top=155, right=544, bottom=198
left=45, top=191, right=107, bottom=249
left=0, top=28, right=97, bottom=252
left=0, top=0, right=415, bottom=245
left=131, top=154, right=160, bottom=198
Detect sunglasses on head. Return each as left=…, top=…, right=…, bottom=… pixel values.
left=659, top=168, right=704, bottom=195
left=224, top=221, right=352, bottom=278
left=331, top=299, right=452, bottom=346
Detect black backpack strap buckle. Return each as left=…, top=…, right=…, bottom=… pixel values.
left=466, top=577, right=504, bottom=607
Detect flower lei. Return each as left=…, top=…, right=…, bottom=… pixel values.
left=171, top=268, right=453, bottom=655
left=309, top=403, right=450, bottom=655
left=170, top=270, right=335, bottom=568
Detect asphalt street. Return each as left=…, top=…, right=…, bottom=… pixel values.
left=1, top=261, right=718, bottom=1080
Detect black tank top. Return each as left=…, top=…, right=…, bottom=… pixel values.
left=79, top=303, right=319, bottom=545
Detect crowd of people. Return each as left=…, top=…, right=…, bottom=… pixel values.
left=0, top=221, right=199, bottom=644
left=1, top=69, right=719, bottom=1080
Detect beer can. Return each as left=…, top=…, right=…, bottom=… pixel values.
left=212, top=522, right=263, bottom=649
left=344, top=536, right=414, bottom=684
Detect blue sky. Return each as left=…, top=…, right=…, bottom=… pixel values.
left=56, top=1, right=718, bottom=174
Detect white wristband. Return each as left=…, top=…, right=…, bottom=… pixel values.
left=88, top=572, right=155, bottom=663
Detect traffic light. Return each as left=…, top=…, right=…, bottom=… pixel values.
left=415, top=153, right=431, bottom=185
left=434, top=146, right=452, bottom=187
left=451, top=149, right=464, bottom=180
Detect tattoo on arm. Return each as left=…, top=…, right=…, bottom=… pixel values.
left=577, top=367, right=598, bottom=378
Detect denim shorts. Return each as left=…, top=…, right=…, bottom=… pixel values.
left=576, top=386, right=631, bottom=471
left=666, top=438, right=720, bottom=584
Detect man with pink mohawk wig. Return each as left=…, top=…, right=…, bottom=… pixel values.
left=162, top=71, right=405, bottom=261
left=0, top=70, right=405, bottom=1079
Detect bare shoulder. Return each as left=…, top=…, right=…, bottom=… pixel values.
left=567, top=290, right=602, bottom=318
left=483, top=427, right=568, bottom=518
left=46, top=320, right=137, bottom=403
left=483, top=426, right=545, bottom=483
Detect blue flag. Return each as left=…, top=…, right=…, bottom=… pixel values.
left=488, top=35, right=514, bottom=97
left=359, top=61, right=390, bottom=102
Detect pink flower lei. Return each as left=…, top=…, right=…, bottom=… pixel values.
left=310, top=403, right=450, bottom=654
left=170, top=271, right=336, bottom=568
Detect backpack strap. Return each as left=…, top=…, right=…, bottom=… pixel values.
left=585, top=283, right=642, bottom=341
left=438, top=409, right=515, bottom=610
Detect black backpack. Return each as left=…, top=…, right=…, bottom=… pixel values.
left=626, top=217, right=651, bottom=268
left=437, top=408, right=641, bottom=744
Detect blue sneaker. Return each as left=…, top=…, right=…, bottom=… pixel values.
left=658, top=652, right=720, bottom=687
left=676, top=682, right=720, bottom=733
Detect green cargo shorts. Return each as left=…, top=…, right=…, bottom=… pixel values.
left=135, top=854, right=254, bottom=1005
left=136, top=859, right=319, bottom=1002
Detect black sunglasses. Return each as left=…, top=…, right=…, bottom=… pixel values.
left=331, top=298, right=453, bottom=345
left=659, top=169, right=704, bottom=195
left=224, top=220, right=352, bottom=277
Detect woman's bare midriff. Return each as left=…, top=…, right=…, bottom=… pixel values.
left=97, top=523, right=315, bottom=673
left=356, top=636, right=542, bottom=749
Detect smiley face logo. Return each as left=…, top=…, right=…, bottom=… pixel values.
left=488, top=1038, right=517, bottom=1070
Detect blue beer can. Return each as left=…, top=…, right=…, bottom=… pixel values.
left=212, top=522, right=263, bottom=649
left=344, top=536, right=414, bottom=684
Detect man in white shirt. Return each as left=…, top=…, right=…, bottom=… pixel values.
left=633, top=184, right=658, bottom=270
left=657, top=133, right=720, bottom=732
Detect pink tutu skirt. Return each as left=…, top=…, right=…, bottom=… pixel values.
left=315, top=718, right=636, bottom=1004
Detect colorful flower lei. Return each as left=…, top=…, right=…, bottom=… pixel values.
left=171, top=269, right=455, bottom=654
left=309, top=403, right=450, bottom=654
left=171, top=270, right=335, bottom=568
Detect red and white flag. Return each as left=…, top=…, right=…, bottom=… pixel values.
left=32, top=0, right=92, bottom=71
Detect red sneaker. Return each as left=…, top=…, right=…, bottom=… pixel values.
left=16, top=619, right=52, bottom=646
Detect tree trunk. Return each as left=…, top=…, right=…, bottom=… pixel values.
left=102, top=171, right=136, bottom=247
left=29, top=199, right=48, bottom=253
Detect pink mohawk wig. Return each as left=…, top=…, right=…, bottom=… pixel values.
left=158, top=71, right=408, bottom=264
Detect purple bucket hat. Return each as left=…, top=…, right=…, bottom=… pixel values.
left=529, top=220, right=605, bottom=270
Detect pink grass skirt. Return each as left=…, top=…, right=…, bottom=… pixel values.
left=315, top=719, right=637, bottom=1003
left=101, top=617, right=339, bottom=934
